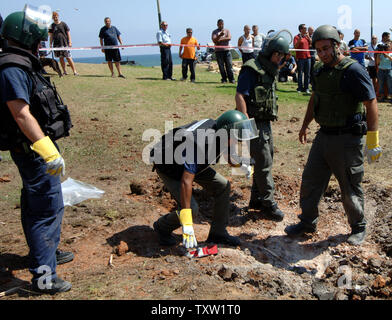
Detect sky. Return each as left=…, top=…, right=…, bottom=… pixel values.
left=1, top=0, right=391, bottom=58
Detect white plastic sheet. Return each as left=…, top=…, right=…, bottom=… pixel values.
left=61, top=178, right=105, bottom=207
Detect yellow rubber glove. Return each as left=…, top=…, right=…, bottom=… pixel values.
left=177, top=209, right=198, bottom=249
left=239, top=164, right=254, bottom=180
left=365, top=131, right=382, bottom=164
left=31, top=136, right=65, bottom=176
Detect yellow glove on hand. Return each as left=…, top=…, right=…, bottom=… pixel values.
left=177, top=209, right=198, bottom=249
left=240, top=164, right=254, bottom=180
left=31, top=136, right=65, bottom=176
left=365, top=131, right=382, bottom=164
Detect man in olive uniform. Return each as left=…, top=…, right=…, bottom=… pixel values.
left=151, top=110, right=258, bottom=249
left=285, top=25, right=382, bottom=245
left=0, top=10, right=74, bottom=293
left=235, top=30, right=292, bottom=221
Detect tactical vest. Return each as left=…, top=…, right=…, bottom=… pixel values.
left=313, top=57, right=364, bottom=127
left=0, top=47, right=72, bottom=151
left=241, top=56, right=279, bottom=121
left=150, top=119, right=223, bottom=180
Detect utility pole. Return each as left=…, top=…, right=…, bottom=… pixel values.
left=156, top=0, right=162, bottom=27
left=371, top=0, right=374, bottom=38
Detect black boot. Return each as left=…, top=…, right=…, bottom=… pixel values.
left=32, top=277, right=72, bottom=295
left=284, top=222, right=316, bottom=236
left=56, top=250, right=74, bottom=265
left=347, top=227, right=366, bottom=246
left=261, top=204, right=285, bottom=222
left=153, top=221, right=177, bottom=246
left=206, top=231, right=240, bottom=247
left=248, top=198, right=262, bottom=210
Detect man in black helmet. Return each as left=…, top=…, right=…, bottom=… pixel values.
left=235, top=30, right=292, bottom=222
left=285, top=25, right=382, bottom=246
left=0, top=8, right=74, bottom=294
left=151, top=110, right=259, bottom=249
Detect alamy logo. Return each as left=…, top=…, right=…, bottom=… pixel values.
left=37, top=265, right=53, bottom=290
left=337, top=5, right=353, bottom=30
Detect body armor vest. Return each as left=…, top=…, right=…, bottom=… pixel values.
left=313, top=57, right=364, bottom=127
left=150, top=119, right=223, bottom=179
left=0, top=47, right=72, bottom=151
left=241, top=56, right=279, bottom=121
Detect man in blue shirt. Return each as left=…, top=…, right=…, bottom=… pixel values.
left=348, top=29, right=368, bottom=68
left=1, top=10, right=74, bottom=294
left=157, top=21, right=175, bottom=80
left=99, top=17, right=125, bottom=78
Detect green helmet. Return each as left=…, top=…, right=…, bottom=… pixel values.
left=312, top=25, right=340, bottom=47
left=216, top=110, right=259, bottom=141
left=1, top=11, right=48, bottom=49
left=262, top=30, right=292, bottom=57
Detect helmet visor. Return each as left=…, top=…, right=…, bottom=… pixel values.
left=23, top=4, right=52, bottom=33
left=267, top=29, right=293, bottom=45
left=233, top=118, right=259, bottom=141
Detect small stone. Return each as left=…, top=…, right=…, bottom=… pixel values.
left=190, top=285, right=197, bottom=291
left=352, top=294, right=362, bottom=301
left=165, top=257, right=175, bottom=263
left=368, top=258, right=383, bottom=269
left=379, top=288, right=391, bottom=298
left=373, top=275, right=387, bottom=289
left=115, top=241, right=129, bottom=256
left=161, top=270, right=171, bottom=277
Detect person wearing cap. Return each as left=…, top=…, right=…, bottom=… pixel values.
left=0, top=9, right=74, bottom=294
left=151, top=110, right=259, bottom=248
left=285, top=25, right=382, bottom=246
left=235, top=30, right=292, bottom=221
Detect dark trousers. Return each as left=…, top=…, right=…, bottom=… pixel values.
left=299, top=132, right=366, bottom=231
left=242, top=52, right=255, bottom=64
left=216, top=51, right=234, bottom=82
left=297, top=58, right=311, bottom=91
left=11, top=150, right=64, bottom=286
left=160, top=46, right=173, bottom=80
left=155, top=167, right=231, bottom=236
left=249, top=120, right=276, bottom=208
left=182, top=58, right=196, bottom=80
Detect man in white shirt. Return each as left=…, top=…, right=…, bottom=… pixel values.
left=157, top=21, right=175, bottom=80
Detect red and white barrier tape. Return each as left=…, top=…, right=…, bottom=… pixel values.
left=39, top=43, right=392, bottom=54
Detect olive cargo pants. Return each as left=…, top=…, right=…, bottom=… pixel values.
left=299, top=131, right=366, bottom=231
left=249, top=120, right=277, bottom=208
left=155, top=167, right=231, bottom=235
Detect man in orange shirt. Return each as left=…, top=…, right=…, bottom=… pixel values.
left=179, top=28, right=200, bottom=82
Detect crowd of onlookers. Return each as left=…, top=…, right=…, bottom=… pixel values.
left=1, top=11, right=390, bottom=100
left=156, top=19, right=391, bottom=102
left=278, top=24, right=392, bottom=102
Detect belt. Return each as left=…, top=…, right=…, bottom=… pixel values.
left=319, top=126, right=353, bottom=135
left=11, top=142, right=31, bottom=154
